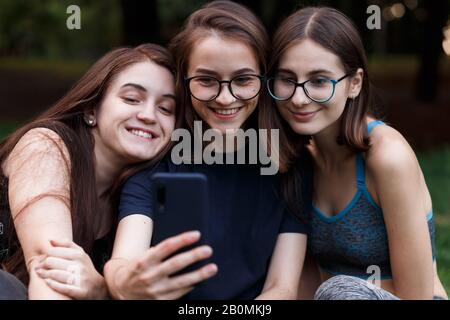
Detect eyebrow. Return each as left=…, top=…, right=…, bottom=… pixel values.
left=306, top=68, right=335, bottom=77
left=162, top=94, right=176, bottom=101
left=277, top=68, right=335, bottom=77
left=194, top=67, right=258, bottom=77
left=121, top=83, right=176, bottom=100
left=120, top=83, right=147, bottom=92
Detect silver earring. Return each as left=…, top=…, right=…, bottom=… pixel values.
left=84, top=116, right=96, bottom=127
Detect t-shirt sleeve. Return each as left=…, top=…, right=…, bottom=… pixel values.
left=279, top=209, right=309, bottom=235
left=118, top=162, right=166, bottom=221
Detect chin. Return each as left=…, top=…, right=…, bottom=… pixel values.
left=290, top=124, right=317, bottom=136
left=124, top=148, right=157, bottom=163
left=214, top=121, right=246, bottom=134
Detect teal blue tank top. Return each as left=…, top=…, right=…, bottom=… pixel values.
left=308, top=120, right=436, bottom=280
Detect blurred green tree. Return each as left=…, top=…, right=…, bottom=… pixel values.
left=0, top=0, right=122, bottom=60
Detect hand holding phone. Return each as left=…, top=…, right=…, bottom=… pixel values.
left=151, top=172, right=213, bottom=275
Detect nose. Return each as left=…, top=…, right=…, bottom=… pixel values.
left=214, top=83, right=236, bottom=106
left=291, top=85, right=311, bottom=107
left=136, top=102, right=157, bottom=124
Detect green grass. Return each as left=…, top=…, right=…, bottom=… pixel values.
left=0, top=122, right=449, bottom=293
left=418, top=147, right=450, bottom=293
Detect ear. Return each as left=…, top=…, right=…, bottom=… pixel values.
left=348, top=68, right=364, bottom=99
left=83, top=109, right=97, bottom=127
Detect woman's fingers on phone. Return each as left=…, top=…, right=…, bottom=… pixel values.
left=165, top=263, right=218, bottom=291
left=134, top=231, right=202, bottom=272
left=157, top=245, right=213, bottom=276
left=152, top=231, right=201, bottom=262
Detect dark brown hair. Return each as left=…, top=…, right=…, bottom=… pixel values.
left=168, top=0, right=270, bottom=134
left=263, top=7, right=375, bottom=218
left=0, top=43, right=180, bottom=284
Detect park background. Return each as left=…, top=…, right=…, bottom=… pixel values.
left=0, top=0, right=449, bottom=293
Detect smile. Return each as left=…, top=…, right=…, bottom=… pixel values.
left=127, top=128, right=158, bottom=140
left=209, top=107, right=243, bottom=119
left=289, top=109, right=320, bottom=122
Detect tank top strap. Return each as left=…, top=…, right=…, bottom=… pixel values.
left=356, top=120, right=386, bottom=190
left=356, top=153, right=366, bottom=190
left=367, top=120, right=386, bottom=135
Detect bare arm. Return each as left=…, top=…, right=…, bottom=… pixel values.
left=256, top=233, right=307, bottom=300
left=367, top=127, right=434, bottom=299
left=6, top=128, right=74, bottom=299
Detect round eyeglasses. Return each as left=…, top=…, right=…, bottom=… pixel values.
left=267, top=74, right=350, bottom=103
left=185, top=74, right=264, bottom=102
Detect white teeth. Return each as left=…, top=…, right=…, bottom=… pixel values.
left=213, top=108, right=240, bottom=115
left=130, top=129, right=152, bottom=139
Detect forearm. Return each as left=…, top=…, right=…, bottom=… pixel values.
left=393, top=276, right=434, bottom=300
left=28, top=259, right=71, bottom=300
left=256, top=284, right=297, bottom=300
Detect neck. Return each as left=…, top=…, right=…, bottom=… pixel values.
left=311, top=121, right=353, bottom=168
left=92, top=134, right=126, bottom=198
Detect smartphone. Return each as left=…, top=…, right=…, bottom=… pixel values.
left=150, top=172, right=211, bottom=275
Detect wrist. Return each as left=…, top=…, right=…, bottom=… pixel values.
left=94, top=275, right=110, bottom=300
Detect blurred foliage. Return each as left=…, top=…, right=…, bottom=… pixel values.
left=158, top=0, right=206, bottom=23
left=418, top=147, right=450, bottom=216
left=0, top=0, right=448, bottom=61
left=418, top=148, right=450, bottom=292
left=0, top=56, right=89, bottom=75
left=0, top=0, right=122, bottom=59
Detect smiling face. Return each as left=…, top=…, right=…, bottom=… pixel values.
left=275, top=39, right=362, bottom=137
left=186, top=35, right=260, bottom=134
left=92, top=60, right=176, bottom=165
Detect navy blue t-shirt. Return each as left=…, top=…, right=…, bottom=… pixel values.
left=119, top=157, right=308, bottom=299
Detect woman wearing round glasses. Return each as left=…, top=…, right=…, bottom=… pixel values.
left=264, top=6, right=447, bottom=300
left=103, top=1, right=309, bottom=300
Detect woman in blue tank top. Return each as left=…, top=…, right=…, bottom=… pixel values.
left=265, top=6, right=447, bottom=299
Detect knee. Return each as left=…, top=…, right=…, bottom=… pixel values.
left=314, top=275, right=368, bottom=300
left=0, top=270, right=28, bottom=300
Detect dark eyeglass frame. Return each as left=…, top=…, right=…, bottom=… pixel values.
left=184, top=74, right=265, bottom=102
left=267, top=74, right=351, bottom=103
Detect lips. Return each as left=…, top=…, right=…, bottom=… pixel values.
left=289, top=109, right=320, bottom=122
left=208, top=106, right=244, bottom=119
left=126, top=127, right=159, bottom=140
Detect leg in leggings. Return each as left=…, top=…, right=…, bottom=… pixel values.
left=314, top=275, right=399, bottom=300
left=0, top=269, right=28, bottom=300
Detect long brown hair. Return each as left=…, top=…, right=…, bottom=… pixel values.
left=168, top=0, right=270, bottom=134
left=0, top=43, right=181, bottom=284
left=263, top=7, right=375, bottom=219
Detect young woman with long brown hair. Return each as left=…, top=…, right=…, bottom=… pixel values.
left=265, top=7, right=447, bottom=300
left=0, top=43, right=180, bottom=299
left=104, top=1, right=309, bottom=300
